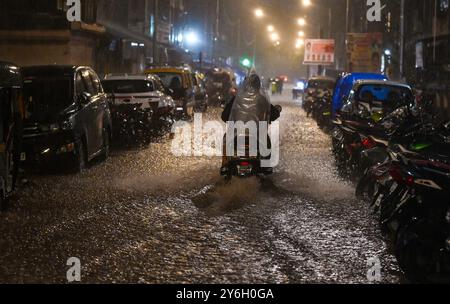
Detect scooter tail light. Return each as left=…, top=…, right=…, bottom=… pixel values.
left=362, top=137, right=376, bottom=149
left=389, top=167, right=414, bottom=186
left=406, top=175, right=415, bottom=186
left=389, top=167, right=404, bottom=184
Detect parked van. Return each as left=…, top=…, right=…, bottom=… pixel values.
left=21, top=66, right=112, bottom=172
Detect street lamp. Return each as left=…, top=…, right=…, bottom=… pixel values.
left=270, top=32, right=280, bottom=42
left=298, top=18, right=306, bottom=26
left=267, top=25, right=275, bottom=32
left=185, top=31, right=200, bottom=46
left=254, top=8, right=264, bottom=18
left=295, top=38, right=305, bottom=49
left=302, top=0, right=312, bottom=7
left=253, top=8, right=265, bottom=68
left=298, top=31, right=305, bottom=37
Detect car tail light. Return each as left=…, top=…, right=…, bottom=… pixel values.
left=240, top=161, right=250, bottom=167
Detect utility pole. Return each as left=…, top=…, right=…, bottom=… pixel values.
left=433, top=0, right=437, bottom=63
left=399, top=0, right=405, bottom=79
left=153, top=0, right=159, bottom=64
left=346, top=0, right=350, bottom=33
left=328, top=7, right=332, bottom=39
left=214, top=0, right=220, bottom=64
left=345, top=0, right=351, bottom=71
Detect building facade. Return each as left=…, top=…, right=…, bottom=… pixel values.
left=0, top=0, right=105, bottom=69
left=0, top=0, right=188, bottom=75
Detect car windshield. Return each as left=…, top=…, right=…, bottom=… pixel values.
left=211, top=73, right=230, bottom=84
left=102, top=80, right=154, bottom=94
left=151, top=73, right=183, bottom=89
left=308, top=80, right=335, bottom=90
left=23, top=77, right=73, bottom=115
left=356, top=84, right=414, bottom=106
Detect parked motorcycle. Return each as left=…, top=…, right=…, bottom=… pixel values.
left=110, top=104, right=154, bottom=147
left=357, top=121, right=450, bottom=282
left=314, top=90, right=333, bottom=131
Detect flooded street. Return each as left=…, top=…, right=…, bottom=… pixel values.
left=0, top=92, right=404, bottom=284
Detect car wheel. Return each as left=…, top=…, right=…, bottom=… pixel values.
left=72, top=139, right=87, bottom=173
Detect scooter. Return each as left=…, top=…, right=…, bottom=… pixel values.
left=221, top=105, right=282, bottom=180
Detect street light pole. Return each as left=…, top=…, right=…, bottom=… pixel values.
left=346, top=0, right=350, bottom=33
left=399, top=0, right=405, bottom=78
left=214, top=0, right=220, bottom=63
left=153, top=0, right=159, bottom=64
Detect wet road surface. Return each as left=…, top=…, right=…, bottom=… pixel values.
left=0, top=91, right=405, bottom=283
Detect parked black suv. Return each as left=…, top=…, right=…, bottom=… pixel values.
left=21, top=66, right=112, bottom=172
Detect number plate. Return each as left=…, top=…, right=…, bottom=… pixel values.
left=20, top=153, right=26, bottom=161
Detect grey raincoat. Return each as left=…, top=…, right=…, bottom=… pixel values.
left=228, top=78, right=271, bottom=124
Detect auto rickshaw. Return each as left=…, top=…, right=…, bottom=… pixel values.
left=0, top=62, right=23, bottom=211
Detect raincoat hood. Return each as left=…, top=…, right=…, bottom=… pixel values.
left=228, top=75, right=271, bottom=124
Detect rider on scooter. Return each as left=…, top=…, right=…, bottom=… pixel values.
left=220, top=73, right=281, bottom=175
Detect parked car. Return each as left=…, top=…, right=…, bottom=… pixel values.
left=339, top=80, right=414, bottom=120
left=303, top=76, right=336, bottom=117
left=20, top=66, right=112, bottom=172
left=145, top=66, right=196, bottom=119
left=205, top=69, right=234, bottom=106
left=0, top=62, right=23, bottom=210
left=102, top=74, right=175, bottom=119
left=332, top=73, right=388, bottom=117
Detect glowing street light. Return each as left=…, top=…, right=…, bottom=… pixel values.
left=267, top=25, right=275, bottom=32
left=298, top=18, right=306, bottom=26
left=295, top=38, right=305, bottom=49
left=302, top=0, right=312, bottom=7
left=185, top=31, right=200, bottom=45
left=298, top=31, right=305, bottom=37
left=254, top=8, right=264, bottom=18
left=270, top=32, right=280, bottom=41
